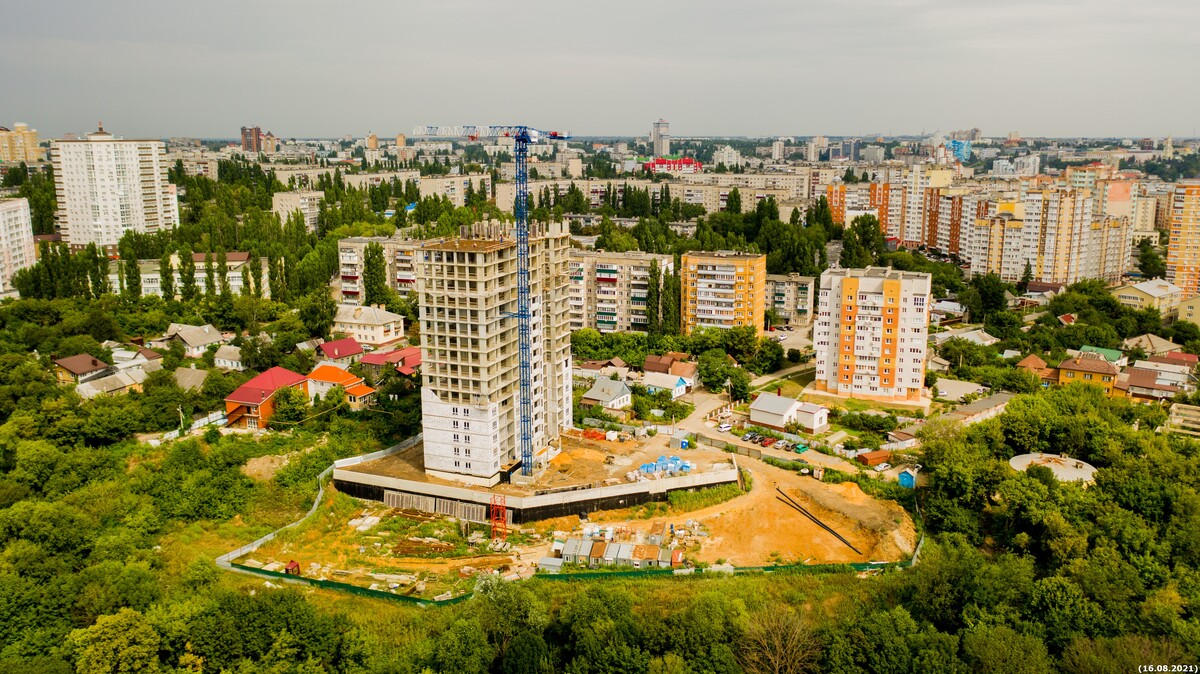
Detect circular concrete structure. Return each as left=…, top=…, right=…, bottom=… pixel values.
left=1009, top=453, right=1097, bottom=483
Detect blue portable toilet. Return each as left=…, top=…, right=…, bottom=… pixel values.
left=899, top=465, right=921, bottom=489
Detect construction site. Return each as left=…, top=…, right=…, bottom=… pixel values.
left=228, top=127, right=918, bottom=598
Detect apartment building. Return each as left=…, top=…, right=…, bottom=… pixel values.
left=681, top=251, right=767, bottom=335
left=1167, top=181, right=1200, bottom=296
left=568, top=249, right=674, bottom=332
left=926, top=187, right=993, bottom=256
left=417, top=174, right=491, bottom=207
left=335, top=235, right=423, bottom=304
left=0, top=123, right=41, bottom=163
left=416, top=221, right=573, bottom=486
left=813, top=267, right=932, bottom=403
left=272, top=190, right=324, bottom=233
left=0, top=198, right=36, bottom=294
left=651, top=119, right=670, bottom=156
left=964, top=191, right=1131, bottom=285
left=106, top=252, right=269, bottom=299
left=240, top=126, right=263, bottom=153
left=50, top=125, right=179, bottom=252
left=900, top=165, right=953, bottom=247
left=1112, top=279, right=1185, bottom=322
left=766, top=273, right=816, bottom=326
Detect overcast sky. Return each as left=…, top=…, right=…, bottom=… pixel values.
left=2, top=0, right=1196, bottom=140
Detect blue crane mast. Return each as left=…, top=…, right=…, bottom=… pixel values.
left=414, top=124, right=570, bottom=477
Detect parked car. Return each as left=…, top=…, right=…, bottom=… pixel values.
left=761, top=438, right=777, bottom=447
left=874, top=462, right=892, bottom=472
left=718, top=423, right=732, bottom=433
left=794, top=445, right=809, bottom=454
left=775, top=441, right=790, bottom=450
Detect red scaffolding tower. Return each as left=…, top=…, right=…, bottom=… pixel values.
left=490, top=493, right=507, bottom=540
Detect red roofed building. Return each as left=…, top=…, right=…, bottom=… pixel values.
left=225, top=367, right=307, bottom=430
left=306, top=364, right=376, bottom=410
left=317, top=337, right=364, bottom=366
left=642, top=156, right=703, bottom=175
left=359, top=346, right=422, bottom=380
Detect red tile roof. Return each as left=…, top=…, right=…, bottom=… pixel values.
left=226, top=366, right=306, bottom=405
left=1016, top=354, right=1047, bottom=371
left=318, top=337, right=363, bottom=360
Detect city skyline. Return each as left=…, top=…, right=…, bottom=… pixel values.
left=3, top=0, right=1198, bottom=139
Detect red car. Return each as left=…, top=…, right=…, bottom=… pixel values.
left=760, top=437, right=777, bottom=447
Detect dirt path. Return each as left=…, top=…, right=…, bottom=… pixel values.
left=553, top=457, right=915, bottom=566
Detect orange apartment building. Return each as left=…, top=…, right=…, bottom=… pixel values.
left=813, top=267, right=932, bottom=403
left=681, top=251, right=767, bottom=335
left=1167, top=180, right=1200, bottom=296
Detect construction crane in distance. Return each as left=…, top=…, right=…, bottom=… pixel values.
left=412, top=124, right=572, bottom=479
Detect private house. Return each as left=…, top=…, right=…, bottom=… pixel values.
left=54, top=354, right=113, bottom=385
left=317, top=337, right=364, bottom=366
left=1122, top=333, right=1181, bottom=357
left=1078, top=345, right=1127, bottom=368
left=225, top=366, right=308, bottom=430
left=306, top=364, right=376, bottom=410
left=1016, top=354, right=1057, bottom=386
left=581, top=378, right=633, bottom=412
left=749, top=392, right=828, bottom=433
left=932, top=328, right=999, bottom=347
left=174, top=366, right=209, bottom=392
left=1057, top=354, right=1120, bottom=395
left=151, top=323, right=226, bottom=358
left=75, top=361, right=161, bottom=399
left=642, top=354, right=675, bottom=374
left=359, top=346, right=422, bottom=381
left=942, top=392, right=1013, bottom=425
left=333, top=304, right=404, bottom=347
left=642, top=372, right=688, bottom=400
left=669, top=361, right=699, bottom=388
left=214, top=345, right=245, bottom=372
left=104, top=342, right=163, bottom=371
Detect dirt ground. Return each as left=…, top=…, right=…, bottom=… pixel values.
left=242, top=454, right=291, bottom=481
left=541, top=458, right=916, bottom=566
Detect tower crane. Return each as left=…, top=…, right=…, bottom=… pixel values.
left=412, top=125, right=571, bottom=478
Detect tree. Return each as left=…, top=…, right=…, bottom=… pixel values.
left=297, top=290, right=336, bottom=338
left=216, top=248, right=231, bottom=298
left=119, top=236, right=141, bottom=299
left=363, top=242, right=389, bottom=307
left=502, top=632, right=552, bottom=674
left=961, top=624, right=1051, bottom=674
left=1137, top=238, right=1166, bottom=279
left=268, top=386, right=308, bottom=429
left=1018, top=259, right=1034, bottom=293
left=647, top=260, right=662, bottom=337
left=739, top=610, right=821, bottom=674
left=68, top=608, right=161, bottom=674
left=158, top=250, right=175, bottom=300
left=750, top=338, right=785, bottom=375
left=178, top=245, right=198, bottom=302
left=726, top=187, right=742, bottom=214
left=787, top=348, right=802, bottom=364
left=842, top=167, right=859, bottom=184
left=203, top=251, right=215, bottom=300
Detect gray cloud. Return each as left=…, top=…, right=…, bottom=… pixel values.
left=1, top=0, right=1196, bottom=139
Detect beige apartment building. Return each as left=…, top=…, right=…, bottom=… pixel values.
left=681, top=251, right=767, bottom=335
left=569, top=249, right=674, bottom=332
left=51, top=125, right=179, bottom=252
left=964, top=191, right=1130, bottom=285
left=416, top=174, right=491, bottom=207
left=1167, top=181, right=1200, bottom=296
left=766, top=273, right=816, bottom=326
left=0, top=123, right=41, bottom=163
left=273, top=190, right=324, bottom=233
left=416, top=221, right=573, bottom=486
left=813, top=267, right=932, bottom=403
left=0, top=198, right=36, bottom=295
left=335, top=234, right=423, bottom=304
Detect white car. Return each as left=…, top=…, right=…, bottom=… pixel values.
left=873, top=462, right=891, bottom=473
left=717, top=423, right=733, bottom=433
